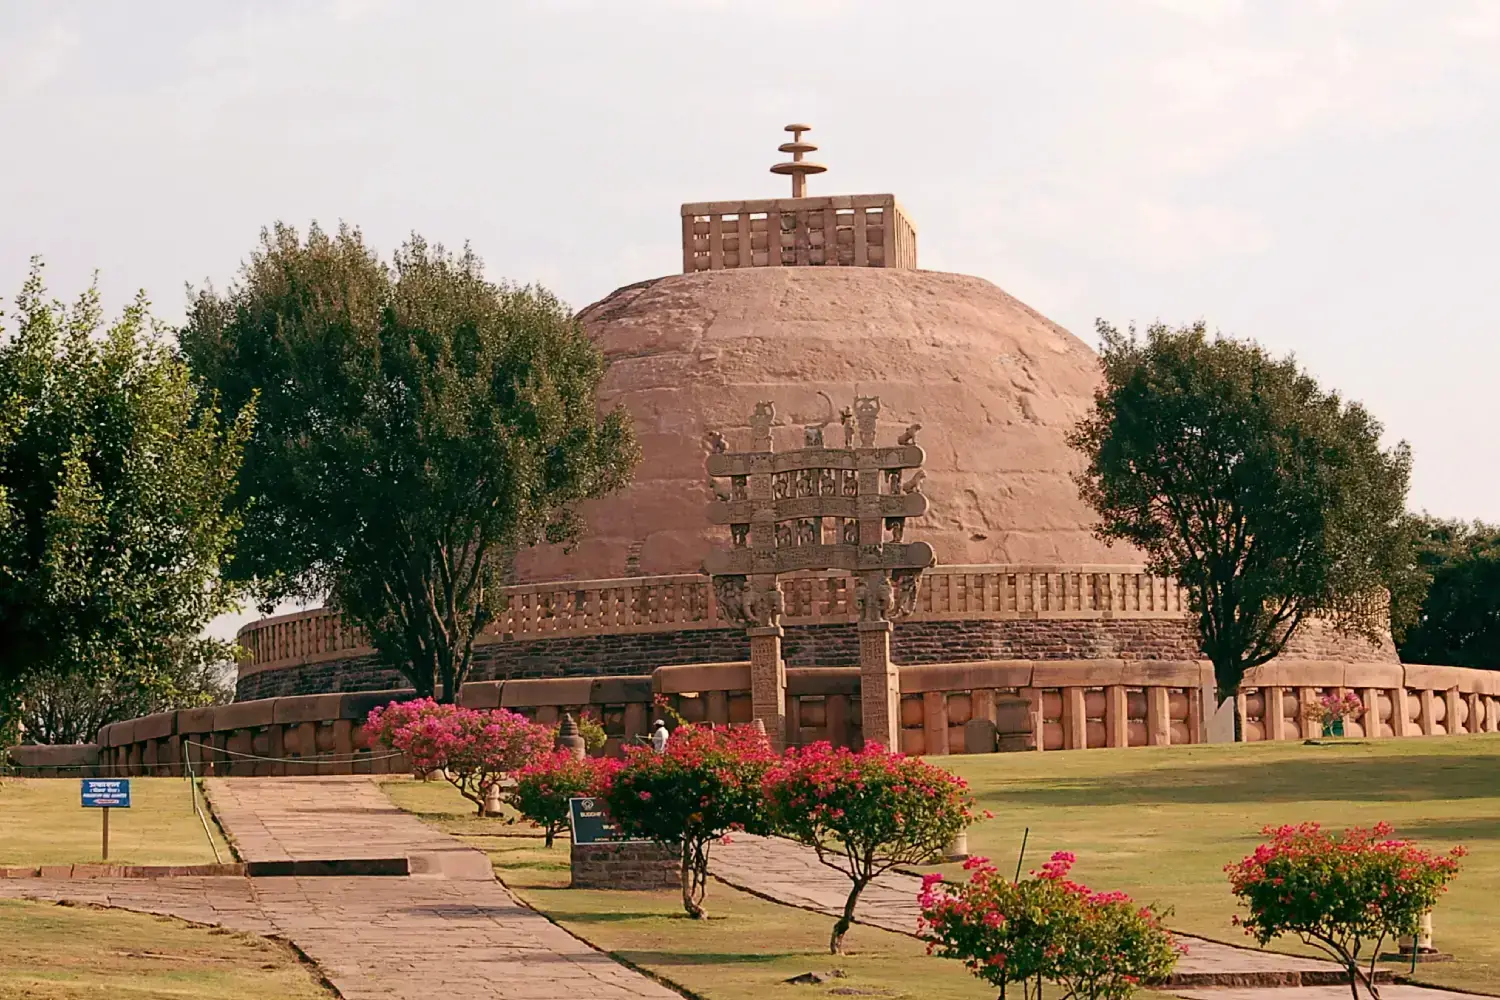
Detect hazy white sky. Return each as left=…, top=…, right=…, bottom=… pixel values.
left=3, top=0, right=1498, bottom=642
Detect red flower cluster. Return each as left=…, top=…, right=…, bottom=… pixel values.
left=602, top=723, right=776, bottom=919
left=366, top=699, right=553, bottom=815
left=1227, top=822, right=1464, bottom=1000
left=763, top=741, right=980, bottom=953
left=920, top=851, right=1180, bottom=1000
left=511, top=750, right=619, bottom=847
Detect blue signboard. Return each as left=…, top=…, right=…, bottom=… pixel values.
left=81, top=778, right=131, bottom=808
left=569, top=796, right=647, bottom=846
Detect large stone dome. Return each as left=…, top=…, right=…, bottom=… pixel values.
left=513, top=266, right=1137, bottom=583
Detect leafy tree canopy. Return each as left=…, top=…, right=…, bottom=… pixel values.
left=0, top=260, right=251, bottom=718
left=1396, top=517, right=1500, bottom=669
left=1069, top=321, right=1412, bottom=702
left=179, top=223, right=638, bottom=700
left=19, top=638, right=234, bottom=745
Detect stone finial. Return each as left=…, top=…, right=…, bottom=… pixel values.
left=854, top=396, right=880, bottom=448
left=770, top=123, right=828, bottom=198
left=750, top=401, right=775, bottom=449
left=556, top=712, right=587, bottom=760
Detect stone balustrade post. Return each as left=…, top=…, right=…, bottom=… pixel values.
left=749, top=625, right=787, bottom=751
left=1145, top=686, right=1171, bottom=746
left=1295, top=687, right=1318, bottom=739
left=1062, top=686, right=1087, bottom=750
left=1391, top=688, right=1412, bottom=737
left=1360, top=687, right=1382, bottom=738
left=859, top=620, right=900, bottom=752
left=1445, top=688, right=1463, bottom=735
left=1265, top=685, right=1287, bottom=741
left=1105, top=685, right=1128, bottom=748
left=1020, top=686, right=1045, bottom=751
left=923, top=691, right=950, bottom=756
left=1419, top=690, right=1437, bottom=736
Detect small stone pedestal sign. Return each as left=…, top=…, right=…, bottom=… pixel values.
left=568, top=796, right=680, bottom=891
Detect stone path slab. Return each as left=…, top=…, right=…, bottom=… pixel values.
left=3, top=776, right=681, bottom=1000
left=205, top=775, right=493, bottom=879
left=710, top=834, right=1365, bottom=988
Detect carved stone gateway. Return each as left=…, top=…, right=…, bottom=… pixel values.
left=705, top=396, right=934, bottom=750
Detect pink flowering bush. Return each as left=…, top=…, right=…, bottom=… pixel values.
left=602, top=724, right=775, bottom=919
left=921, top=851, right=1180, bottom=1000
left=764, top=741, right=981, bottom=954
left=1302, top=692, right=1366, bottom=732
left=366, top=700, right=553, bottom=815
left=1227, top=823, right=1464, bottom=1000
left=511, top=751, right=619, bottom=847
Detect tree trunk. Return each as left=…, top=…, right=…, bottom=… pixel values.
left=830, top=877, right=869, bottom=954
left=681, top=841, right=708, bottom=919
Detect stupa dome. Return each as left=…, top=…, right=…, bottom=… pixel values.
left=512, top=265, right=1136, bottom=583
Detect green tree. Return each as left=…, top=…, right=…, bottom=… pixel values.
left=180, top=224, right=638, bottom=700
left=0, top=261, right=251, bottom=721
left=1396, top=517, right=1500, bottom=668
left=1068, top=321, right=1412, bottom=704
left=19, top=638, right=234, bottom=745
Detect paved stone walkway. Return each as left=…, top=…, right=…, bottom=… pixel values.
left=2, top=776, right=679, bottom=1000
left=711, top=834, right=1477, bottom=998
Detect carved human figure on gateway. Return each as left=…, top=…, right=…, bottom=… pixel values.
left=855, top=573, right=895, bottom=622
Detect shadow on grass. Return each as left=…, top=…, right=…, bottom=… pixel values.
left=549, top=911, right=678, bottom=923
left=612, top=950, right=803, bottom=967
left=979, top=752, right=1500, bottom=809
left=1391, top=816, right=1500, bottom=844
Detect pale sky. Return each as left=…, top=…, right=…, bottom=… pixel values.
left=3, top=0, right=1498, bottom=643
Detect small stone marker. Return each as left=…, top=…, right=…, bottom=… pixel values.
left=81, top=778, right=131, bottom=861
left=556, top=713, right=587, bottom=760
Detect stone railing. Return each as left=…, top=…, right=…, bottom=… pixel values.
left=1237, top=662, right=1500, bottom=740
left=10, top=659, right=1499, bottom=777
left=235, top=564, right=1190, bottom=677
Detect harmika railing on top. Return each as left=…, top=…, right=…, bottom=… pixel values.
left=235, top=564, right=1190, bottom=668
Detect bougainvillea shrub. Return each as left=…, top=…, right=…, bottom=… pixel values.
left=764, top=741, right=980, bottom=953
left=921, top=851, right=1180, bottom=1000
left=602, top=724, right=775, bottom=918
left=1302, top=691, right=1366, bottom=733
left=366, top=700, right=553, bottom=814
left=1228, top=823, right=1464, bottom=1000
left=511, top=750, right=618, bottom=847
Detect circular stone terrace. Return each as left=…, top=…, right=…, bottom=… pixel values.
left=235, top=564, right=1399, bottom=703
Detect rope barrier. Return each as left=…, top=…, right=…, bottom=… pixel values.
left=182, top=742, right=224, bottom=864
left=179, top=740, right=405, bottom=765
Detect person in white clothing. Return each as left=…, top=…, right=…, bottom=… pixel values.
left=650, top=720, right=669, bottom=753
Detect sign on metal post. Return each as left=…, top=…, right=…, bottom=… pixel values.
left=568, top=797, right=648, bottom=846
left=81, top=778, right=130, bottom=861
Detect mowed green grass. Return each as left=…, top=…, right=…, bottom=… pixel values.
left=0, top=898, right=333, bottom=1000
left=0, top=777, right=230, bottom=866
left=939, top=735, right=1500, bottom=995
left=383, top=778, right=1165, bottom=1000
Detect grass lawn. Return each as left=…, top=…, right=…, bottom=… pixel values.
left=940, top=735, right=1500, bottom=995
left=0, top=897, right=332, bottom=999
left=383, top=777, right=1162, bottom=1000
left=0, top=777, right=231, bottom=866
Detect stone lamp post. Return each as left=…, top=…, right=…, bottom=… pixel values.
left=706, top=396, right=933, bottom=751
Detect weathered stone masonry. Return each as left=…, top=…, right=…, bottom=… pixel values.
left=236, top=618, right=1210, bottom=700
